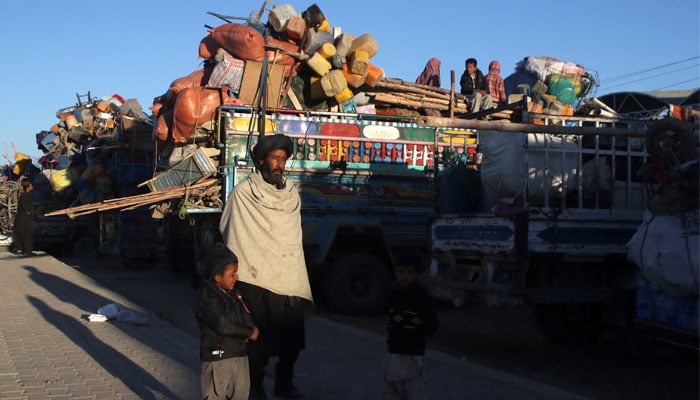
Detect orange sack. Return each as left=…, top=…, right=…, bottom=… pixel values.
left=198, top=34, right=220, bottom=59
left=150, top=90, right=178, bottom=118
left=172, top=87, right=221, bottom=143
left=169, top=65, right=214, bottom=94
left=154, top=110, right=173, bottom=142
left=209, top=23, right=265, bottom=61
left=149, top=102, right=163, bottom=118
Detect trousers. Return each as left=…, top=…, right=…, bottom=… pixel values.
left=237, top=281, right=307, bottom=387
left=467, top=92, right=494, bottom=113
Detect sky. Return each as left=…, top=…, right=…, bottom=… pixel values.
left=1, top=0, right=698, bottom=162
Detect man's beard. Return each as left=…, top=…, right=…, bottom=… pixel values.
left=260, top=162, right=285, bottom=189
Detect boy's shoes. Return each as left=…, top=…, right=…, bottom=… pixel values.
left=272, top=384, right=304, bottom=399
left=274, top=362, right=304, bottom=398
left=249, top=384, right=269, bottom=400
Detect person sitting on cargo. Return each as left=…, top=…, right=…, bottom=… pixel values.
left=459, top=58, right=494, bottom=114
left=219, top=134, right=313, bottom=400
left=486, top=60, right=507, bottom=108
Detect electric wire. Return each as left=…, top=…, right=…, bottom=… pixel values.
left=601, top=56, right=699, bottom=84
left=602, top=64, right=700, bottom=91
left=653, top=78, right=700, bottom=91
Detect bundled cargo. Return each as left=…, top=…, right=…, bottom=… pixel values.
left=20, top=92, right=156, bottom=214
left=150, top=2, right=470, bottom=150
left=504, top=55, right=597, bottom=115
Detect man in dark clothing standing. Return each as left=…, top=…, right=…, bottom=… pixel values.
left=459, top=57, right=494, bottom=114
left=13, top=180, right=34, bottom=256
left=219, top=134, right=313, bottom=400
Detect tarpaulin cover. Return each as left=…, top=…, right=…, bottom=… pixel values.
left=628, top=210, right=699, bottom=296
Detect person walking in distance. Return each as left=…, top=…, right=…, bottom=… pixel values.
left=219, top=134, right=313, bottom=400
left=13, top=180, right=34, bottom=256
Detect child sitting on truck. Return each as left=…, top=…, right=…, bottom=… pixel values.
left=195, top=243, right=259, bottom=400
left=382, top=252, right=440, bottom=400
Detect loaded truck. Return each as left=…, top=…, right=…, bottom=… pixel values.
left=167, top=105, right=477, bottom=315
left=45, top=91, right=698, bottom=356
left=424, top=113, right=699, bottom=357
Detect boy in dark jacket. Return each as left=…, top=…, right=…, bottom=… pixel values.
left=196, top=243, right=259, bottom=400
left=382, top=252, right=439, bottom=400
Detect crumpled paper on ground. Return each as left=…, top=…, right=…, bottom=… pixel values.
left=88, top=314, right=108, bottom=322
left=92, top=302, right=150, bottom=325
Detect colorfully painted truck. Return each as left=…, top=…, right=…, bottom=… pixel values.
left=425, top=113, right=698, bottom=356
left=175, top=106, right=477, bottom=314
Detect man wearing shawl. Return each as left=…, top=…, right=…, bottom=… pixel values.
left=220, top=133, right=312, bottom=400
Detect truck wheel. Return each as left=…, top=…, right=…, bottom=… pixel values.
left=71, top=234, right=99, bottom=258
left=534, top=303, right=604, bottom=345
left=324, top=253, right=392, bottom=315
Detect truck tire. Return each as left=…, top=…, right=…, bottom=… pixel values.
left=71, top=234, right=99, bottom=258
left=534, top=303, right=604, bottom=345
left=324, top=253, right=392, bottom=315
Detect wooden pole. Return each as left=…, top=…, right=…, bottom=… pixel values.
left=449, top=70, right=455, bottom=118
left=372, top=79, right=464, bottom=100
left=372, top=93, right=467, bottom=112
left=383, top=77, right=461, bottom=97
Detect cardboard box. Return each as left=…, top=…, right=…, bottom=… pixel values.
left=238, top=60, right=286, bottom=109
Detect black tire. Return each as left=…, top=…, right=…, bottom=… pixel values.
left=71, top=234, right=99, bottom=258
left=323, top=253, right=392, bottom=315
left=534, top=303, right=604, bottom=345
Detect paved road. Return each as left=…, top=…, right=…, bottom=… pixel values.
left=0, top=251, right=593, bottom=399
left=0, top=251, right=199, bottom=400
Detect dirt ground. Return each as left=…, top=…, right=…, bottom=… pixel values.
left=69, top=256, right=698, bottom=400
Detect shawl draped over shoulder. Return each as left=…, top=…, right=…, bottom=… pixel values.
left=219, top=171, right=313, bottom=301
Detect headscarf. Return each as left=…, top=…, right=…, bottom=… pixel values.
left=415, top=57, right=441, bottom=87
left=486, top=60, right=507, bottom=103
left=219, top=170, right=313, bottom=301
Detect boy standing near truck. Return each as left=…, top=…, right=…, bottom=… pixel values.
left=382, top=252, right=440, bottom=400
left=196, top=243, right=259, bottom=400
